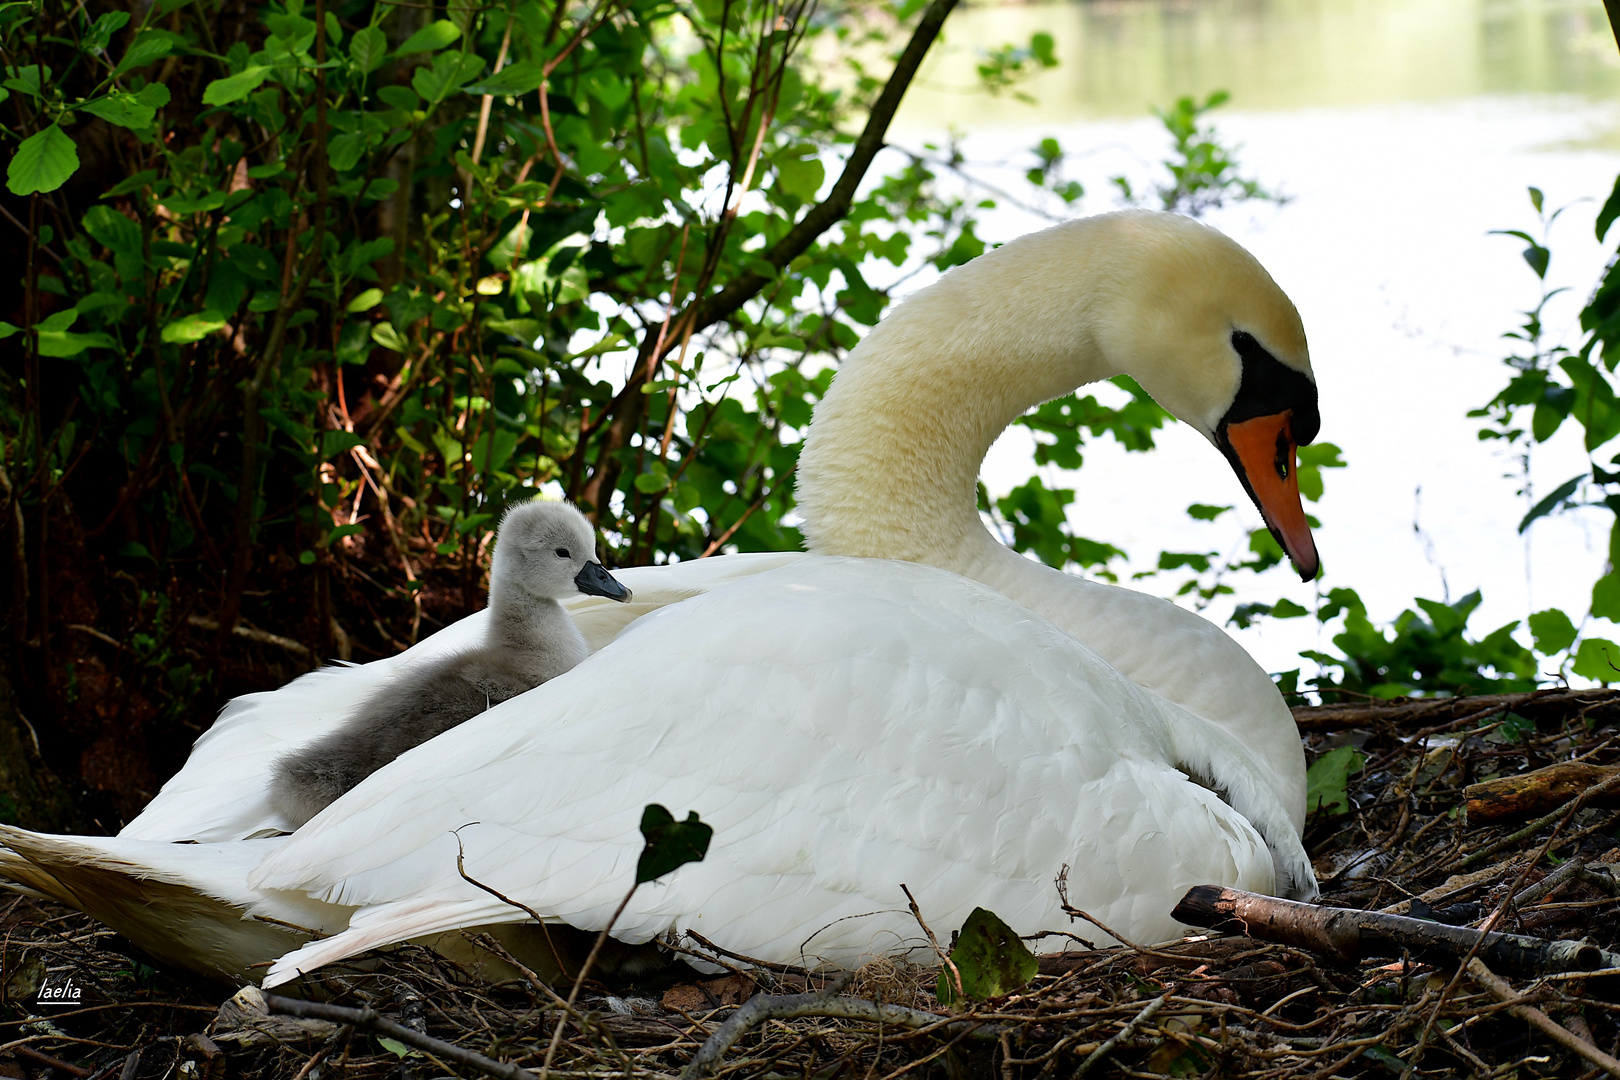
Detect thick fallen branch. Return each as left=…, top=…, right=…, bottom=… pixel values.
left=1294, top=689, right=1620, bottom=733
left=1467, top=762, right=1620, bottom=822
left=679, top=973, right=1000, bottom=1080
left=1466, top=957, right=1620, bottom=1078
left=1172, top=886, right=1619, bottom=977
left=264, top=995, right=531, bottom=1080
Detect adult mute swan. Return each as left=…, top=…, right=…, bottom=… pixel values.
left=0, top=209, right=1322, bottom=986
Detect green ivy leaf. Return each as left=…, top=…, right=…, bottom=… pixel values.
left=328, top=131, right=367, bottom=173
left=346, top=288, right=383, bottom=313
left=113, top=32, right=173, bottom=77
left=160, top=311, right=227, bottom=344
left=36, top=308, right=115, bottom=357
left=395, top=19, right=462, bottom=55
left=7, top=125, right=79, bottom=196
left=80, top=90, right=159, bottom=130
left=463, top=59, right=545, bottom=97
left=376, top=1037, right=417, bottom=1059
left=202, top=65, right=273, bottom=106
left=349, top=25, right=388, bottom=73
left=1305, top=746, right=1364, bottom=817
left=1599, top=173, right=1620, bottom=242
left=1596, top=575, right=1620, bottom=622
left=85, top=11, right=130, bottom=51
left=935, top=907, right=1037, bottom=1006
left=1519, top=474, right=1583, bottom=533
left=635, top=804, right=711, bottom=885
left=1529, top=608, right=1578, bottom=655
left=371, top=323, right=409, bottom=353
left=1574, top=638, right=1620, bottom=683
left=411, top=51, right=485, bottom=105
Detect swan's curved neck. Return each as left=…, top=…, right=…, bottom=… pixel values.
left=797, top=226, right=1120, bottom=577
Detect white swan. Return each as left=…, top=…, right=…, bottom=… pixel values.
left=0, top=210, right=1322, bottom=986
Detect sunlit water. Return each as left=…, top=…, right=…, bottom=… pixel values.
left=879, top=0, right=1620, bottom=681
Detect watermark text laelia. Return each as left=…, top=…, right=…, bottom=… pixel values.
left=36, top=974, right=81, bottom=1006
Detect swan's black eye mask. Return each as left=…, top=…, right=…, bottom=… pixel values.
left=1214, top=330, right=1321, bottom=582
left=1224, top=330, right=1319, bottom=444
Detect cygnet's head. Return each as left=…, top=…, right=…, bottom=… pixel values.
left=1084, top=212, right=1319, bottom=580
left=491, top=500, right=632, bottom=603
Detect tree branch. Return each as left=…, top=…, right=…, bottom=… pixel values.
left=577, top=0, right=957, bottom=520
left=1172, top=885, right=1620, bottom=978
left=265, top=996, right=532, bottom=1080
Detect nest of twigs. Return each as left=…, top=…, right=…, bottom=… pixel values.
left=8, top=689, right=1620, bottom=1080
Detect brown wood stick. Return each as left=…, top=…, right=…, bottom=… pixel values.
left=1467, top=763, right=1620, bottom=822
left=1293, top=689, right=1620, bottom=733
left=264, top=996, right=531, bottom=1080
left=1466, top=957, right=1620, bottom=1078
left=13, top=1045, right=91, bottom=1077
left=1172, top=885, right=1619, bottom=977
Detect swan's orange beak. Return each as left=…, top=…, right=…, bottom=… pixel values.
left=1222, top=411, right=1319, bottom=582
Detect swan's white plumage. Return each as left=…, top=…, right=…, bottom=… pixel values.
left=252, top=558, right=1292, bottom=986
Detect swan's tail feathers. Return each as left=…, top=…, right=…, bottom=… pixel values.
left=0, top=826, right=352, bottom=985
left=0, top=843, right=70, bottom=903
left=263, top=897, right=508, bottom=987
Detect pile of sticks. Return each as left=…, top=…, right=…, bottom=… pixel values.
left=4, top=687, right=1620, bottom=1079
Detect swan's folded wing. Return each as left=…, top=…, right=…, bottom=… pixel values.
left=122, top=552, right=805, bottom=844
left=253, top=557, right=1290, bottom=986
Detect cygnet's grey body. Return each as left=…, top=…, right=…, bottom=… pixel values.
left=268, top=500, right=631, bottom=828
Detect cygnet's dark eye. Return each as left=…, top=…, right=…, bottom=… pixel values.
left=554, top=547, right=571, bottom=559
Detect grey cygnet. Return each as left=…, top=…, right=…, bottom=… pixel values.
left=268, top=499, right=632, bottom=828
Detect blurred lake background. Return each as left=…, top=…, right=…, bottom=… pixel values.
left=881, top=0, right=1620, bottom=680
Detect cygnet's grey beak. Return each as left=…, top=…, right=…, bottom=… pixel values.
left=575, top=561, right=632, bottom=602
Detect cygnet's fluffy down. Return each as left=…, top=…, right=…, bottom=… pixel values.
left=268, top=500, right=631, bottom=828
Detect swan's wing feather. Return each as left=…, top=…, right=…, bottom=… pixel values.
left=123, top=552, right=805, bottom=844
left=256, top=558, right=1288, bottom=986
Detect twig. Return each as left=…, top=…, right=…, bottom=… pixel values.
left=900, top=884, right=961, bottom=1001
left=263, top=996, right=532, bottom=1080
left=186, top=615, right=314, bottom=662
left=1466, top=957, right=1620, bottom=1077
left=13, top=1045, right=90, bottom=1077
left=681, top=929, right=808, bottom=975
left=538, top=882, right=639, bottom=1077
left=1072, top=992, right=1168, bottom=1078
left=681, top=972, right=1002, bottom=1079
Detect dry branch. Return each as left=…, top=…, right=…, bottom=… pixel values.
left=1172, top=885, right=1620, bottom=977
left=1466, top=957, right=1620, bottom=1078
left=1467, top=762, right=1620, bottom=822
left=1293, top=689, right=1620, bottom=732
left=680, top=972, right=1000, bottom=1080
left=263, top=995, right=532, bottom=1080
